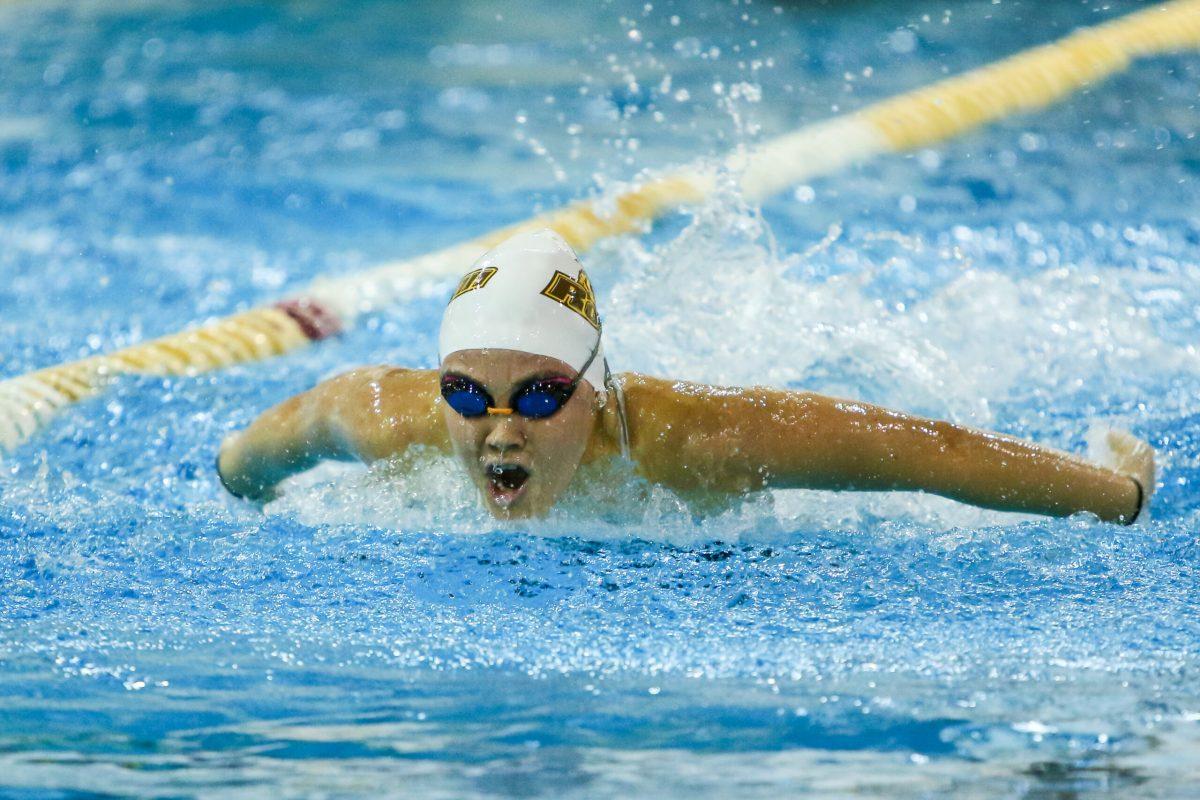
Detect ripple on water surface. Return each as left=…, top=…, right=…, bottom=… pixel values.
left=2, top=0, right=1200, bottom=797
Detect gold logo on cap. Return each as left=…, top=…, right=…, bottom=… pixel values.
left=450, top=266, right=498, bottom=301
left=541, top=269, right=600, bottom=330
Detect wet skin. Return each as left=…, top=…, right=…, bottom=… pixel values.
left=438, top=349, right=603, bottom=519
left=217, top=359, right=1150, bottom=523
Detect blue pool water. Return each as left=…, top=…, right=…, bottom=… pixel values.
left=2, top=0, right=1199, bottom=796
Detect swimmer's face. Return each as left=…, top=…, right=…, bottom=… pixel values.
left=439, top=349, right=597, bottom=519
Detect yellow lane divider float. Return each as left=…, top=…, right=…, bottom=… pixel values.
left=2, top=0, right=1198, bottom=452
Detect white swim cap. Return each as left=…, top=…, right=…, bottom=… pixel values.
left=438, top=228, right=607, bottom=395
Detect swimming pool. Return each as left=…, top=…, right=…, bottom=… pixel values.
left=2, top=0, right=1199, bottom=796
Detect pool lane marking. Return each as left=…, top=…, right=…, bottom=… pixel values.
left=2, top=0, right=1198, bottom=454
left=285, top=0, right=1200, bottom=320
left=860, top=0, right=1200, bottom=152
left=0, top=308, right=314, bottom=451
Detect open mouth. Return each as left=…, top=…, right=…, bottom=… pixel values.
left=486, top=463, right=530, bottom=508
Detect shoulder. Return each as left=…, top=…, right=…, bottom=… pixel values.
left=319, top=365, right=447, bottom=461
left=314, top=365, right=438, bottom=419
left=615, top=372, right=779, bottom=418
left=608, top=372, right=735, bottom=454
left=606, top=372, right=739, bottom=491
left=324, top=364, right=435, bottom=388
left=612, top=372, right=826, bottom=476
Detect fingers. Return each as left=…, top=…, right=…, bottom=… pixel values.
left=1104, top=429, right=1155, bottom=500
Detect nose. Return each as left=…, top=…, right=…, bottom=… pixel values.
left=484, top=416, right=525, bottom=454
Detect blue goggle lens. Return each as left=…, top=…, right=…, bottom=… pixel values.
left=443, top=386, right=490, bottom=417
left=513, top=388, right=565, bottom=419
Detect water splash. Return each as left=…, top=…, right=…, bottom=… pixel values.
left=3, top=0, right=1200, bottom=797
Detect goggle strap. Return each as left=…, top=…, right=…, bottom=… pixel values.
left=573, top=331, right=602, bottom=390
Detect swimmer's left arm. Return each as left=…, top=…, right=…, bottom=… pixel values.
left=623, top=375, right=1150, bottom=523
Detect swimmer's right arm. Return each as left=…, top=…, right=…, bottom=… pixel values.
left=216, top=366, right=445, bottom=502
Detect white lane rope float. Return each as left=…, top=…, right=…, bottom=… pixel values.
left=2, top=0, right=1198, bottom=453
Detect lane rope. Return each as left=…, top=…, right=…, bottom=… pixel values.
left=2, top=0, right=1198, bottom=453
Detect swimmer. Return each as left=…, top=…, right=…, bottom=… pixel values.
left=217, top=228, right=1154, bottom=523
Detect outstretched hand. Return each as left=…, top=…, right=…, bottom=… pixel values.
left=1089, top=428, right=1156, bottom=520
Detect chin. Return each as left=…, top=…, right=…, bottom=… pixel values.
left=479, top=483, right=543, bottom=519
left=483, top=498, right=543, bottom=520
left=477, top=484, right=535, bottom=522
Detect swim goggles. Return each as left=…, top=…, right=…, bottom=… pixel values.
left=440, top=334, right=601, bottom=420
